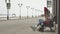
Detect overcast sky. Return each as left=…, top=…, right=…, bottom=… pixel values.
left=0, top=0, right=47, bottom=17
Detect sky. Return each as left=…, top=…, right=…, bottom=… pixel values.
left=0, top=0, right=47, bottom=17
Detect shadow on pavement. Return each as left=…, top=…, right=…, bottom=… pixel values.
left=30, top=26, right=56, bottom=33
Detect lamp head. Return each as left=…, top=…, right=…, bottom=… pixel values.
left=5, top=0, right=10, bottom=3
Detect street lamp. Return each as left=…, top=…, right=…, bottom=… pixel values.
left=31, top=8, right=34, bottom=18
left=26, top=6, right=30, bottom=19
left=5, top=0, right=11, bottom=20
left=35, top=9, right=38, bottom=17
left=18, top=3, right=23, bottom=19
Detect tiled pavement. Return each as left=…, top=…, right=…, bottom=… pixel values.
left=0, top=17, right=58, bottom=34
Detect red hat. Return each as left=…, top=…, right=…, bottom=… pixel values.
left=44, top=7, right=48, bottom=12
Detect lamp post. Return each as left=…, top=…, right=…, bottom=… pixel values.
left=38, top=10, right=40, bottom=17
left=31, top=8, right=34, bottom=18
left=18, top=3, right=22, bottom=19
left=26, top=6, right=30, bottom=19
left=35, top=9, right=38, bottom=17
left=5, top=0, right=11, bottom=20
